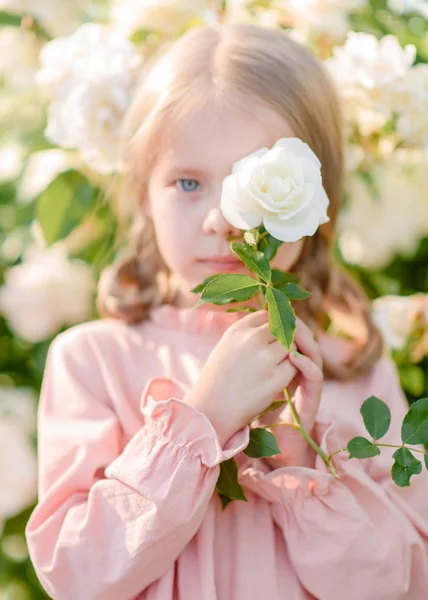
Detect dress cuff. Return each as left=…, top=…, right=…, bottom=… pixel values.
left=140, top=377, right=250, bottom=468
left=239, top=419, right=349, bottom=504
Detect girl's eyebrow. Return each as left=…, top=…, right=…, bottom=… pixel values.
left=166, top=165, right=208, bottom=177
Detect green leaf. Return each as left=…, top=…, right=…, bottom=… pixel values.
left=217, top=493, right=233, bottom=510
left=271, top=269, right=300, bottom=287
left=191, top=275, right=221, bottom=294
left=266, top=287, right=296, bottom=349
left=257, top=399, right=287, bottom=419
left=258, top=233, right=283, bottom=260
left=279, top=283, right=311, bottom=301
left=347, top=436, right=380, bottom=459
left=0, top=10, right=22, bottom=26
left=399, top=365, right=425, bottom=397
left=243, top=428, right=281, bottom=458
left=401, top=398, right=428, bottom=445
left=391, top=448, right=422, bottom=487
left=424, top=454, right=428, bottom=470
left=37, top=170, right=98, bottom=246
left=129, top=28, right=153, bottom=43
left=360, top=396, right=391, bottom=440
left=216, top=458, right=247, bottom=503
left=199, top=274, right=260, bottom=306
left=231, top=242, right=271, bottom=283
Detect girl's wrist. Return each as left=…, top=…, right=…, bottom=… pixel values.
left=185, top=391, right=239, bottom=448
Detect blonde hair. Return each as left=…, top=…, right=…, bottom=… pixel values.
left=97, top=23, right=383, bottom=380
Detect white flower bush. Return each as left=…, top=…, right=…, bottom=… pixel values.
left=110, top=0, right=210, bottom=36
left=395, top=64, right=428, bottom=148
left=0, top=247, right=95, bottom=343
left=0, top=387, right=37, bottom=520
left=280, top=0, right=367, bottom=41
left=0, top=0, right=89, bottom=37
left=372, top=294, right=427, bottom=350
left=0, top=26, right=40, bottom=90
left=338, top=154, right=428, bottom=268
left=220, top=138, right=330, bottom=242
left=327, top=32, right=416, bottom=135
left=388, top=0, right=428, bottom=17
left=37, top=23, right=142, bottom=174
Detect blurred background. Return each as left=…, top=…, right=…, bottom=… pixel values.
left=0, top=0, right=427, bottom=597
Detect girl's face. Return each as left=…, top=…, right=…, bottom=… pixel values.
left=147, top=100, right=305, bottom=309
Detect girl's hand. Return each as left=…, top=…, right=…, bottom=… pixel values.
left=185, top=310, right=298, bottom=447
left=260, top=317, right=324, bottom=470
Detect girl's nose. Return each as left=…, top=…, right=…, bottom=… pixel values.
left=203, top=206, right=241, bottom=237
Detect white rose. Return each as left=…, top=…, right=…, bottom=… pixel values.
left=0, top=387, right=37, bottom=518
left=37, top=24, right=142, bottom=174
left=372, top=295, right=415, bottom=350
left=0, top=247, right=95, bottom=343
left=220, top=137, right=330, bottom=242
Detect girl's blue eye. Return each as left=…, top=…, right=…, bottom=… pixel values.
left=177, top=178, right=200, bottom=193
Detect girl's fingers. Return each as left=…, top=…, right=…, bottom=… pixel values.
left=288, top=351, right=323, bottom=425
left=257, top=322, right=278, bottom=343
left=269, top=340, right=290, bottom=364
left=270, top=358, right=298, bottom=393
left=294, top=319, right=323, bottom=370
left=288, top=350, right=323, bottom=384
left=236, top=310, right=268, bottom=329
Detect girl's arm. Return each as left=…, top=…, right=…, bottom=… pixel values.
left=25, top=329, right=249, bottom=600
left=240, top=356, right=428, bottom=600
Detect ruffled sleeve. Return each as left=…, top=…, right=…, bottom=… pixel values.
left=26, top=329, right=249, bottom=600
left=240, top=357, right=428, bottom=600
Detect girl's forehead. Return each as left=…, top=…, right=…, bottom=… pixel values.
left=156, top=100, right=293, bottom=172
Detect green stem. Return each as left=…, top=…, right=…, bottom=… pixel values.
left=376, top=443, right=427, bottom=455
left=327, top=443, right=428, bottom=461
left=283, top=389, right=339, bottom=477
left=266, top=421, right=297, bottom=429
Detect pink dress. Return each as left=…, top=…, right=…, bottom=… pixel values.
left=26, top=305, right=428, bottom=600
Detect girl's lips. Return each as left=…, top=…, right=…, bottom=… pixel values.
left=198, top=258, right=243, bottom=272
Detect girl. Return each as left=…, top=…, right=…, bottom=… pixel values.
left=26, top=24, right=428, bottom=600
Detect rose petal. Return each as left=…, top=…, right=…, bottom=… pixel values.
left=272, top=137, right=321, bottom=168
left=263, top=202, right=325, bottom=242
left=220, top=175, right=263, bottom=229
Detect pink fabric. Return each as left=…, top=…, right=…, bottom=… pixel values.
left=26, top=305, right=428, bottom=600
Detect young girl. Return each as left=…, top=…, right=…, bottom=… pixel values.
left=26, top=24, right=428, bottom=600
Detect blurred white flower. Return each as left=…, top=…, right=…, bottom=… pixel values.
left=372, top=295, right=415, bottom=350
left=388, top=0, right=428, bottom=17
left=0, top=142, right=25, bottom=182
left=0, top=0, right=89, bottom=37
left=223, top=0, right=281, bottom=26
left=110, top=0, right=209, bottom=36
left=0, top=26, right=40, bottom=90
left=327, top=32, right=416, bottom=131
left=394, top=64, right=428, bottom=148
left=37, top=23, right=142, bottom=174
left=0, top=248, right=95, bottom=343
left=0, top=387, right=37, bottom=519
left=279, top=0, right=367, bottom=41
left=17, top=149, right=80, bottom=204
left=339, top=154, right=428, bottom=268
left=221, top=137, right=330, bottom=242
